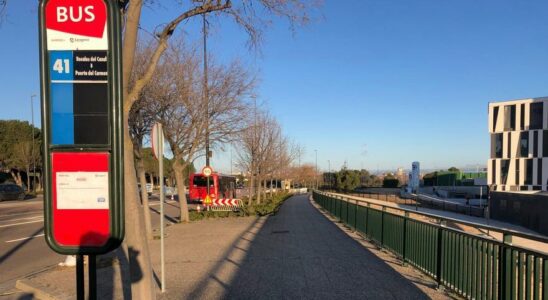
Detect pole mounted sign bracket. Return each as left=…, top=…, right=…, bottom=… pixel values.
left=39, top=0, right=124, bottom=255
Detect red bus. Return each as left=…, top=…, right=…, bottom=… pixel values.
left=189, top=173, right=236, bottom=203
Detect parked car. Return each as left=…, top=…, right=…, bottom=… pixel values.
left=0, top=184, right=26, bottom=201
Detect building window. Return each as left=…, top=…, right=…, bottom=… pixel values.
left=501, top=159, right=510, bottom=185
left=507, top=133, right=512, bottom=158
left=491, top=160, right=496, bottom=185
left=534, top=131, right=539, bottom=157
left=544, top=130, right=548, bottom=157
left=526, top=159, right=533, bottom=185
left=491, top=133, right=503, bottom=158
left=530, top=102, right=543, bottom=130
left=515, top=158, right=520, bottom=185
left=493, top=106, right=499, bottom=132
left=538, top=158, right=542, bottom=185
left=520, top=132, right=529, bottom=157
left=521, top=104, right=525, bottom=130
left=504, top=105, right=516, bottom=131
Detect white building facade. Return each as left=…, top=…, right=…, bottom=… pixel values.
left=488, top=97, right=548, bottom=192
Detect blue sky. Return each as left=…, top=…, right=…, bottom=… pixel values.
left=2, top=0, right=548, bottom=173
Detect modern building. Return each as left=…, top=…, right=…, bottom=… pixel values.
left=488, top=97, right=548, bottom=191
left=488, top=97, right=548, bottom=235
left=407, top=162, right=420, bottom=193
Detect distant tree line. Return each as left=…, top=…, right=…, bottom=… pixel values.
left=0, top=120, right=41, bottom=191
left=323, top=168, right=399, bottom=192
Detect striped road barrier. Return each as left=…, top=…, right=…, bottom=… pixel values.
left=211, top=199, right=243, bottom=212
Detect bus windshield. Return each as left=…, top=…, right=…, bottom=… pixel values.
left=193, top=176, right=214, bottom=187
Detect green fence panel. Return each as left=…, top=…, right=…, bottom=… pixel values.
left=405, top=220, right=437, bottom=277
left=356, top=205, right=367, bottom=234
left=543, top=259, right=548, bottom=300
left=367, top=208, right=383, bottom=243
left=334, top=197, right=340, bottom=219
left=382, top=213, right=404, bottom=256
left=348, top=202, right=356, bottom=229
left=341, top=200, right=348, bottom=224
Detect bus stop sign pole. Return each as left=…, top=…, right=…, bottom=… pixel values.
left=39, top=0, right=124, bottom=298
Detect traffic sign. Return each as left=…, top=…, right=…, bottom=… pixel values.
left=151, top=123, right=164, bottom=160
left=202, top=166, right=213, bottom=177
left=39, top=0, right=123, bottom=255
left=204, top=194, right=213, bottom=206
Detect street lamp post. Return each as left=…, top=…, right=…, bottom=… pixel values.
left=202, top=12, right=211, bottom=208
left=30, top=94, right=36, bottom=192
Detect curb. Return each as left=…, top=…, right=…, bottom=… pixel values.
left=15, top=280, right=58, bottom=300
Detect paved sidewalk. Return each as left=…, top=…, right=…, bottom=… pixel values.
left=13, top=194, right=452, bottom=299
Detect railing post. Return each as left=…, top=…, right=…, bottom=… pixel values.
left=436, top=220, right=445, bottom=289
left=499, top=233, right=512, bottom=299
left=354, top=199, right=358, bottom=231
left=381, top=206, right=386, bottom=246
left=346, top=197, right=349, bottom=225
left=365, top=203, right=370, bottom=237
left=402, top=211, right=408, bottom=265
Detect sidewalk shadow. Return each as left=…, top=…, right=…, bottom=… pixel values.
left=0, top=227, right=43, bottom=265
left=148, top=206, right=179, bottom=224
left=78, top=232, right=134, bottom=300
left=186, top=195, right=429, bottom=299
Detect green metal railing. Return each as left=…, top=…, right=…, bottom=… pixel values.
left=312, top=191, right=548, bottom=300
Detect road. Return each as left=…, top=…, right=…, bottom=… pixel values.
left=0, top=194, right=184, bottom=294
left=0, top=195, right=60, bottom=293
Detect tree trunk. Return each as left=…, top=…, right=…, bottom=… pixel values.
left=123, top=114, right=156, bottom=300
left=37, top=173, right=42, bottom=192
left=263, top=179, right=267, bottom=200
left=136, top=158, right=153, bottom=240
left=26, top=165, right=31, bottom=191
left=173, top=159, right=190, bottom=223
left=270, top=176, right=273, bottom=197
left=121, top=1, right=156, bottom=298
left=10, top=170, right=20, bottom=186
left=248, top=174, right=254, bottom=205
left=256, top=175, right=261, bottom=204
left=17, top=172, right=23, bottom=187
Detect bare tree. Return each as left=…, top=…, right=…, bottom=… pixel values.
left=141, top=43, right=253, bottom=222
left=12, top=140, right=40, bottom=191
left=120, top=1, right=320, bottom=297
left=0, top=0, right=7, bottom=25
left=236, top=109, right=291, bottom=204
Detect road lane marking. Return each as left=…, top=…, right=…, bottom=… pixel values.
left=0, top=211, right=43, bottom=219
left=0, top=219, right=44, bottom=228
left=5, top=233, right=45, bottom=243
left=0, top=215, right=43, bottom=223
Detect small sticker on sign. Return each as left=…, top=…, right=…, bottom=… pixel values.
left=56, top=172, right=109, bottom=209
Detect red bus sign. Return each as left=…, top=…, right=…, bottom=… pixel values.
left=39, top=0, right=123, bottom=255
left=45, top=0, right=108, bottom=50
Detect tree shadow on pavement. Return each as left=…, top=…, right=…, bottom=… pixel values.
left=148, top=206, right=179, bottom=224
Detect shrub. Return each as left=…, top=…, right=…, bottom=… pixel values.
left=188, top=192, right=293, bottom=221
